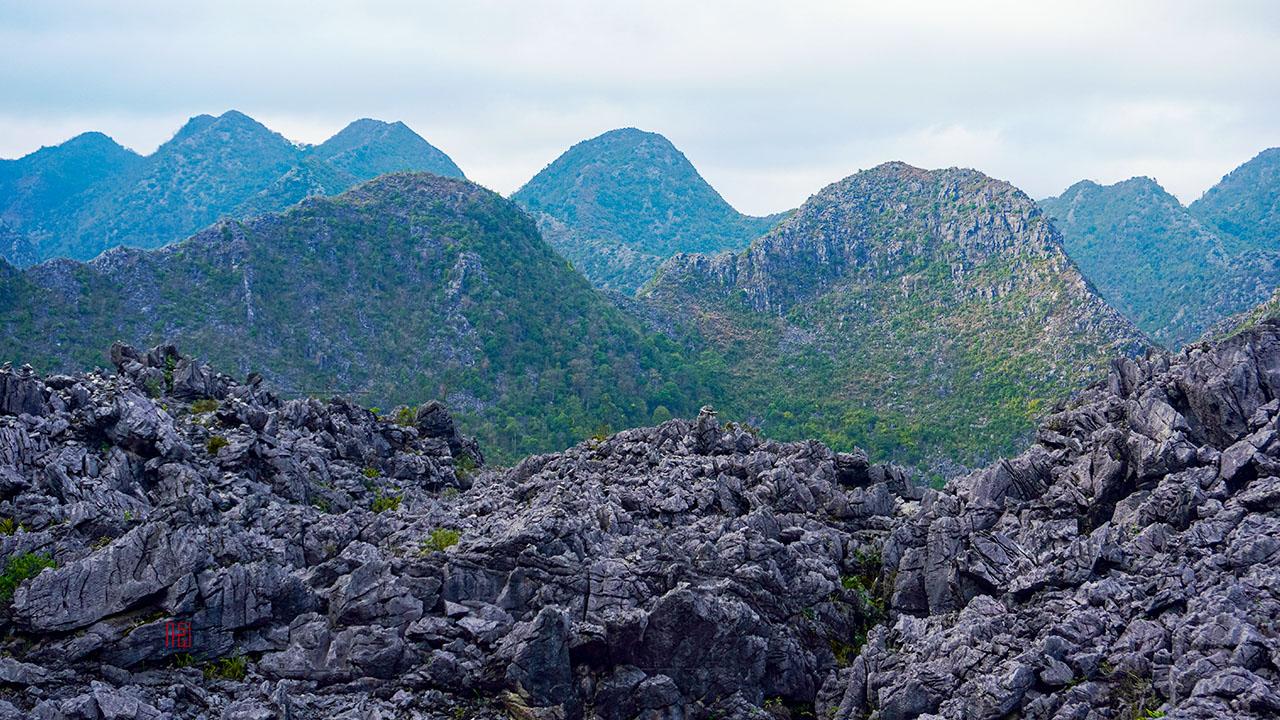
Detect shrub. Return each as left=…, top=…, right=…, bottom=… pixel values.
left=0, top=552, right=57, bottom=603
left=362, top=466, right=381, bottom=479
left=204, top=654, right=248, bottom=681
left=394, top=406, right=416, bottom=427
left=190, top=399, right=219, bottom=413
left=455, top=454, right=478, bottom=473
left=422, top=527, right=460, bottom=554
left=370, top=491, right=401, bottom=513
left=206, top=435, right=229, bottom=455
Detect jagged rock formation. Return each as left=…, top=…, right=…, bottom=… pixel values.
left=829, top=321, right=1280, bottom=719
left=1041, top=173, right=1280, bottom=348
left=0, top=111, right=465, bottom=265
left=643, top=162, right=1149, bottom=475
left=0, top=173, right=710, bottom=462
left=512, top=128, right=785, bottom=293
left=0, top=343, right=914, bottom=718
left=6, top=321, right=1280, bottom=718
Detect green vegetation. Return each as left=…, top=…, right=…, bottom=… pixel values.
left=370, top=491, right=402, bottom=513
left=0, top=174, right=713, bottom=466
left=203, top=653, right=248, bottom=681
left=0, top=111, right=464, bottom=266
left=1042, top=164, right=1280, bottom=348
left=0, top=517, right=17, bottom=536
left=206, top=435, right=229, bottom=455
left=361, top=466, right=381, bottom=479
left=644, top=165, right=1146, bottom=473
left=0, top=552, right=57, bottom=603
left=422, top=527, right=461, bottom=553
left=512, top=128, right=785, bottom=293
left=190, top=398, right=219, bottom=413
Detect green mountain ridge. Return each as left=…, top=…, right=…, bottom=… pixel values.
left=512, top=127, right=786, bottom=293
left=642, top=161, right=1150, bottom=476
left=1042, top=149, right=1280, bottom=348
left=0, top=111, right=465, bottom=266
left=0, top=173, right=708, bottom=462
left=1190, top=147, right=1280, bottom=246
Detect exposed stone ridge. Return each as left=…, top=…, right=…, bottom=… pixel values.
left=831, top=320, right=1280, bottom=718
left=0, top=345, right=914, bottom=718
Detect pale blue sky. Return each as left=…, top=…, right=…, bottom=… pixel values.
left=1, top=0, right=1277, bottom=214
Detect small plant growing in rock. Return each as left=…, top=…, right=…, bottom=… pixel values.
left=454, top=454, right=477, bottom=482
left=206, top=435, right=229, bottom=455
left=394, top=406, right=416, bottom=427
left=0, top=517, right=17, bottom=536
left=172, top=653, right=197, bottom=669
left=362, top=466, right=381, bottom=479
left=190, top=399, right=219, bottom=413
left=203, top=653, right=248, bottom=681
left=163, top=355, right=177, bottom=390
left=370, top=491, right=401, bottom=513
left=0, top=552, right=56, bottom=603
left=442, top=487, right=460, bottom=501
left=422, top=527, right=460, bottom=553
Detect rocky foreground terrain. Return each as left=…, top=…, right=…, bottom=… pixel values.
left=2, top=323, right=1280, bottom=718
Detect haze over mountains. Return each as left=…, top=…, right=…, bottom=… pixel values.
left=1042, top=148, right=1280, bottom=348
left=0, top=110, right=464, bottom=266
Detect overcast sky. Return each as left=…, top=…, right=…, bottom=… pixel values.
left=1, top=0, right=1277, bottom=215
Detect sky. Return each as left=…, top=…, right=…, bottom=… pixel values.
left=1, top=0, right=1278, bottom=215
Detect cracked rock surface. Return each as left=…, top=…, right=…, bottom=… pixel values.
left=834, top=322, right=1280, bottom=719
left=5, top=324, right=1280, bottom=718
left=0, top=343, right=910, bottom=719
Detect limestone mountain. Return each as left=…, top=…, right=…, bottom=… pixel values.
left=309, top=117, right=464, bottom=180
left=1042, top=150, right=1280, bottom=348
left=0, top=173, right=707, bottom=461
left=0, top=131, right=144, bottom=266
left=0, top=111, right=465, bottom=265
left=512, top=128, right=785, bottom=293
left=643, top=162, right=1149, bottom=476
left=1190, top=147, right=1280, bottom=246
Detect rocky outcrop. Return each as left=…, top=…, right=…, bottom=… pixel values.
left=0, top=344, right=914, bottom=718
left=6, top=320, right=1280, bottom=718
left=640, top=161, right=1149, bottom=475
left=833, top=321, right=1280, bottom=719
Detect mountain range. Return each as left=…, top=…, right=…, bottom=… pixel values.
left=0, top=110, right=464, bottom=265
left=0, top=173, right=707, bottom=461
left=512, top=128, right=785, bottom=293
left=1042, top=148, right=1280, bottom=347
left=5, top=111, right=1280, bottom=476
